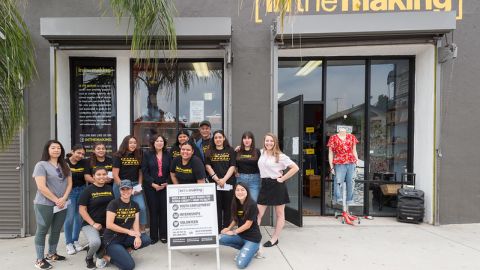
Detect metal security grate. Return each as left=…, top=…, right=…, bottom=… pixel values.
left=0, top=134, right=22, bottom=238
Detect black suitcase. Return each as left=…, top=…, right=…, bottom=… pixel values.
left=396, top=173, right=424, bottom=224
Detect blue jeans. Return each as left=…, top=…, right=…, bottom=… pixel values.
left=113, top=183, right=147, bottom=226
left=131, top=192, right=148, bottom=226
left=64, top=185, right=85, bottom=244
left=333, top=163, right=356, bottom=204
left=219, top=234, right=260, bottom=269
left=237, top=173, right=261, bottom=202
left=106, top=233, right=151, bottom=270
left=113, top=182, right=120, bottom=199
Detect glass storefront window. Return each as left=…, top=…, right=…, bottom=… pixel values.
left=369, top=59, right=411, bottom=215
left=278, top=60, right=322, bottom=102
left=325, top=60, right=366, bottom=215
left=132, top=61, right=224, bottom=148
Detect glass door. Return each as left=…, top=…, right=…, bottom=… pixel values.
left=278, top=95, right=304, bottom=227
left=324, top=60, right=366, bottom=216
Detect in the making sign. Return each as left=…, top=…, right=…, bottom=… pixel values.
left=167, top=183, right=218, bottom=249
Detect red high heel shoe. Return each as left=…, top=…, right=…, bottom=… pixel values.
left=342, top=211, right=353, bottom=225
left=347, top=212, right=358, bottom=221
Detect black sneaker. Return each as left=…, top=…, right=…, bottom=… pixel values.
left=46, top=253, right=66, bottom=261
left=85, top=257, right=95, bottom=269
left=34, top=259, right=52, bottom=269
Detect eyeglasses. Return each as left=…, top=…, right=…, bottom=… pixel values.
left=55, top=167, right=64, bottom=179
left=120, top=187, right=132, bottom=191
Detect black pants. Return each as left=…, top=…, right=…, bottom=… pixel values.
left=216, top=189, right=233, bottom=232
left=144, top=187, right=167, bottom=241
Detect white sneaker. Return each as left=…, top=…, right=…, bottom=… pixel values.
left=95, top=258, right=107, bottom=269
left=73, top=241, right=84, bottom=252
left=66, top=243, right=76, bottom=255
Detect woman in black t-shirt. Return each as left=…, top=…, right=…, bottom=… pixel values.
left=220, top=182, right=262, bottom=269
left=236, top=131, right=261, bottom=202
left=79, top=167, right=114, bottom=268
left=112, top=135, right=147, bottom=231
left=86, top=142, right=113, bottom=185
left=64, top=144, right=91, bottom=255
left=170, top=142, right=206, bottom=184
left=205, top=130, right=236, bottom=231
left=103, top=180, right=151, bottom=270
left=170, top=130, right=203, bottom=161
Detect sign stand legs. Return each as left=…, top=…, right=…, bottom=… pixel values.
left=216, top=247, right=221, bottom=270
left=168, top=249, right=172, bottom=270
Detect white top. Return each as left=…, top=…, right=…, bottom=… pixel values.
left=258, top=150, right=295, bottom=179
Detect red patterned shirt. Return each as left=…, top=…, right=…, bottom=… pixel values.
left=327, top=134, right=359, bottom=164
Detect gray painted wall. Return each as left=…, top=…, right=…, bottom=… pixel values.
left=19, top=0, right=479, bottom=233
left=21, top=0, right=109, bottom=234
left=438, top=2, right=480, bottom=224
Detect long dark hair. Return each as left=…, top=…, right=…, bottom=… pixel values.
left=174, top=130, right=190, bottom=147
left=66, top=144, right=86, bottom=159
left=231, top=182, right=254, bottom=224
left=237, top=131, right=257, bottom=160
left=206, top=130, right=230, bottom=158
left=150, top=134, right=167, bottom=153
left=90, top=141, right=107, bottom=168
left=114, top=135, right=142, bottom=162
left=40, top=140, right=70, bottom=177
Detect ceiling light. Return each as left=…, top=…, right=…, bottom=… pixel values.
left=193, top=62, right=210, bottom=77
left=295, top=60, right=322, bottom=76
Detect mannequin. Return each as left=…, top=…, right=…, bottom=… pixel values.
left=327, top=127, right=359, bottom=225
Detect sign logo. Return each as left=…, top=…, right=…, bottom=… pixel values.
left=254, top=0, right=463, bottom=23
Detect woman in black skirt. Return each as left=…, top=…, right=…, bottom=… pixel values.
left=257, top=133, right=299, bottom=248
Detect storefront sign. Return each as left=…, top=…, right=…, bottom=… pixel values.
left=167, top=183, right=218, bottom=249
left=70, top=58, right=117, bottom=153
left=254, top=0, right=463, bottom=22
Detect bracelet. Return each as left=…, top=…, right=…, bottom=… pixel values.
left=211, top=173, right=216, bottom=178
left=91, top=222, right=96, bottom=226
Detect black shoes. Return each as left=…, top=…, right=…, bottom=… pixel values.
left=263, top=239, right=279, bottom=247
left=85, top=257, right=95, bottom=269
left=160, top=238, right=168, bottom=244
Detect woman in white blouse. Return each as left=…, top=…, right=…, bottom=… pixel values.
left=257, top=133, right=299, bottom=247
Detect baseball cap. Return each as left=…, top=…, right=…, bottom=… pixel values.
left=199, top=120, right=211, bottom=127
left=120, top=179, right=133, bottom=189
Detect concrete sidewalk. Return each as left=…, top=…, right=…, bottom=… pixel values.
left=1, top=217, right=479, bottom=269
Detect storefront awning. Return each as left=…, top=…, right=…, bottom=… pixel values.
left=40, top=17, right=231, bottom=47
left=275, top=11, right=456, bottom=40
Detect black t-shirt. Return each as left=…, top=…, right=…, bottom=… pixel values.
left=66, top=158, right=89, bottom=188
left=237, top=202, right=261, bottom=243
left=236, top=148, right=261, bottom=174
left=103, top=198, right=139, bottom=244
left=78, top=184, right=114, bottom=227
left=170, top=156, right=206, bottom=184
left=88, top=156, right=114, bottom=185
left=89, top=156, right=113, bottom=174
left=113, top=152, right=141, bottom=183
left=200, top=138, right=211, bottom=156
left=205, top=147, right=236, bottom=185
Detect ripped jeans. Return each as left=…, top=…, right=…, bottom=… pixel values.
left=219, top=234, right=260, bottom=269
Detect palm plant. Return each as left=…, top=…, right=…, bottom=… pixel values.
left=0, top=0, right=36, bottom=149
left=107, top=0, right=177, bottom=71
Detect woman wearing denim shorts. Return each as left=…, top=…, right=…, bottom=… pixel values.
left=235, top=131, right=261, bottom=202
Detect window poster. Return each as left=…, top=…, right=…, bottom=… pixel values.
left=190, top=100, right=204, bottom=123
left=70, top=58, right=117, bottom=154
